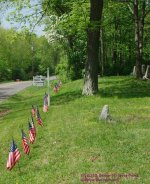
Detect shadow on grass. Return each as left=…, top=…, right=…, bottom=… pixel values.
left=1, top=77, right=149, bottom=115
left=98, top=77, right=150, bottom=98
left=0, top=89, right=83, bottom=115
left=51, top=90, right=83, bottom=106
left=0, top=93, right=43, bottom=115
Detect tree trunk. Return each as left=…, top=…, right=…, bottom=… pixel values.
left=139, top=1, right=145, bottom=77
left=100, top=27, right=104, bottom=76
left=82, top=0, right=103, bottom=95
left=134, top=0, right=144, bottom=79
left=112, top=17, right=118, bottom=65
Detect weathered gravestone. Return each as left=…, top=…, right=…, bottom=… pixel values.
left=99, top=105, right=112, bottom=121
left=143, top=65, right=150, bottom=80
left=132, top=66, right=136, bottom=77
left=132, top=65, right=150, bottom=80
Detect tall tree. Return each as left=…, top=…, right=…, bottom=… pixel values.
left=128, top=0, right=150, bottom=79
left=82, top=0, right=103, bottom=95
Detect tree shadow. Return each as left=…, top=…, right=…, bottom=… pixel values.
left=0, top=93, right=42, bottom=115
left=51, top=90, right=83, bottom=105
left=0, top=89, right=83, bottom=118
left=98, top=77, right=150, bottom=98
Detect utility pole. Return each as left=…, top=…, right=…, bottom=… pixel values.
left=31, top=41, right=34, bottom=78
left=47, top=67, right=50, bottom=106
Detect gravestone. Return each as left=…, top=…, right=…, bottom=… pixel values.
left=143, top=65, right=150, bottom=80
left=99, top=105, right=111, bottom=121
left=132, top=66, right=136, bottom=77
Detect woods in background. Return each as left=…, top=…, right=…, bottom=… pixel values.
left=0, top=0, right=150, bottom=91
left=0, top=27, right=64, bottom=81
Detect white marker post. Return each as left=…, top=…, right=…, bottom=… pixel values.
left=47, top=67, right=50, bottom=106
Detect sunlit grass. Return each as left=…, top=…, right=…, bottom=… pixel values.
left=0, top=76, right=150, bottom=184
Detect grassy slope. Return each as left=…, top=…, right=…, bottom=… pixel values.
left=0, top=76, right=150, bottom=184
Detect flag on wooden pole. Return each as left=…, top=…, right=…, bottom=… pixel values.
left=43, top=93, right=48, bottom=112
left=29, top=121, right=35, bottom=144
left=6, top=139, right=21, bottom=171
left=36, top=106, right=43, bottom=126
left=31, top=105, right=36, bottom=117
left=21, top=129, right=30, bottom=155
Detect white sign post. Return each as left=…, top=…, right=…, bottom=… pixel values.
left=47, top=68, right=50, bottom=106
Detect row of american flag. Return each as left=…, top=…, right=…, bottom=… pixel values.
left=7, top=104, right=44, bottom=171
left=53, top=80, right=62, bottom=93
left=6, top=80, right=62, bottom=171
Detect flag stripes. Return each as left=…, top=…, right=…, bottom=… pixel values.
left=22, top=129, right=30, bottom=155
left=29, top=122, right=35, bottom=144
left=36, top=107, right=43, bottom=126
left=7, top=140, right=21, bottom=171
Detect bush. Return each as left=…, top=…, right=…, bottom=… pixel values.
left=0, top=59, right=12, bottom=81
left=12, top=68, right=27, bottom=80
left=55, top=59, right=69, bottom=83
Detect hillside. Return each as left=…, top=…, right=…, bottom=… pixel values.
left=0, top=76, right=150, bottom=184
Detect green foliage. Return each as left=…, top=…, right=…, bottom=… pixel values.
left=0, top=59, right=12, bottom=81
left=0, top=27, right=64, bottom=81
left=55, top=57, right=69, bottom=83
left=44, top=1, right=89, bottom=80
left=12, top=68, right=26, bottom=80
left=0, top=0, right=150, bottom=81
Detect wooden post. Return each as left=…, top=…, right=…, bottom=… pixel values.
left=47, top=68, right=50, bottom=106
left=31, top=41, right=34, bottom=78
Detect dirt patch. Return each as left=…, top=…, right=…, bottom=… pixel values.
left=0, top=109, right=11, bottom=117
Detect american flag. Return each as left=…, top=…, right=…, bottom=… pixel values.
left=21, top=129, right=30, bottom=155
left=36, top=107, right=43, bottom=126
left=43, top=93, right=48, bottom=112
left=29, top=121, right=35, bottom=144
left=31, top=116, right=36, bottom=139
left=6, top=139, right=21, bottom=171
left=31, top=105, right=36, bottom=117
left=53, top=84, right=58, bottom=93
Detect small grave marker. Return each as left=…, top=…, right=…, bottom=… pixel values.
left=99, top=105, right=112, bottom=121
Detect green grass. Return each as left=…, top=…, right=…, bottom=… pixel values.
left=0, top=76, right=150, bottom=184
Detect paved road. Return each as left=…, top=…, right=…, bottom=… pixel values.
left=0, top=76, right=57, bottom=103
left=0, top=81, right=32, bottom=103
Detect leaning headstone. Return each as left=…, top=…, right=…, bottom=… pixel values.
left=99, top=105, right=111, bottom=121
left=143, top=65, right=150, bottom=80
left=147, top=65, right=150, bottom=78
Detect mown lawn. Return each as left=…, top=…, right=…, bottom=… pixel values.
left=0, top=76, right=150, bottom=184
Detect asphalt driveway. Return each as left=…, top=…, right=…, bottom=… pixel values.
left=0, top=81, right=32, bottom=103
